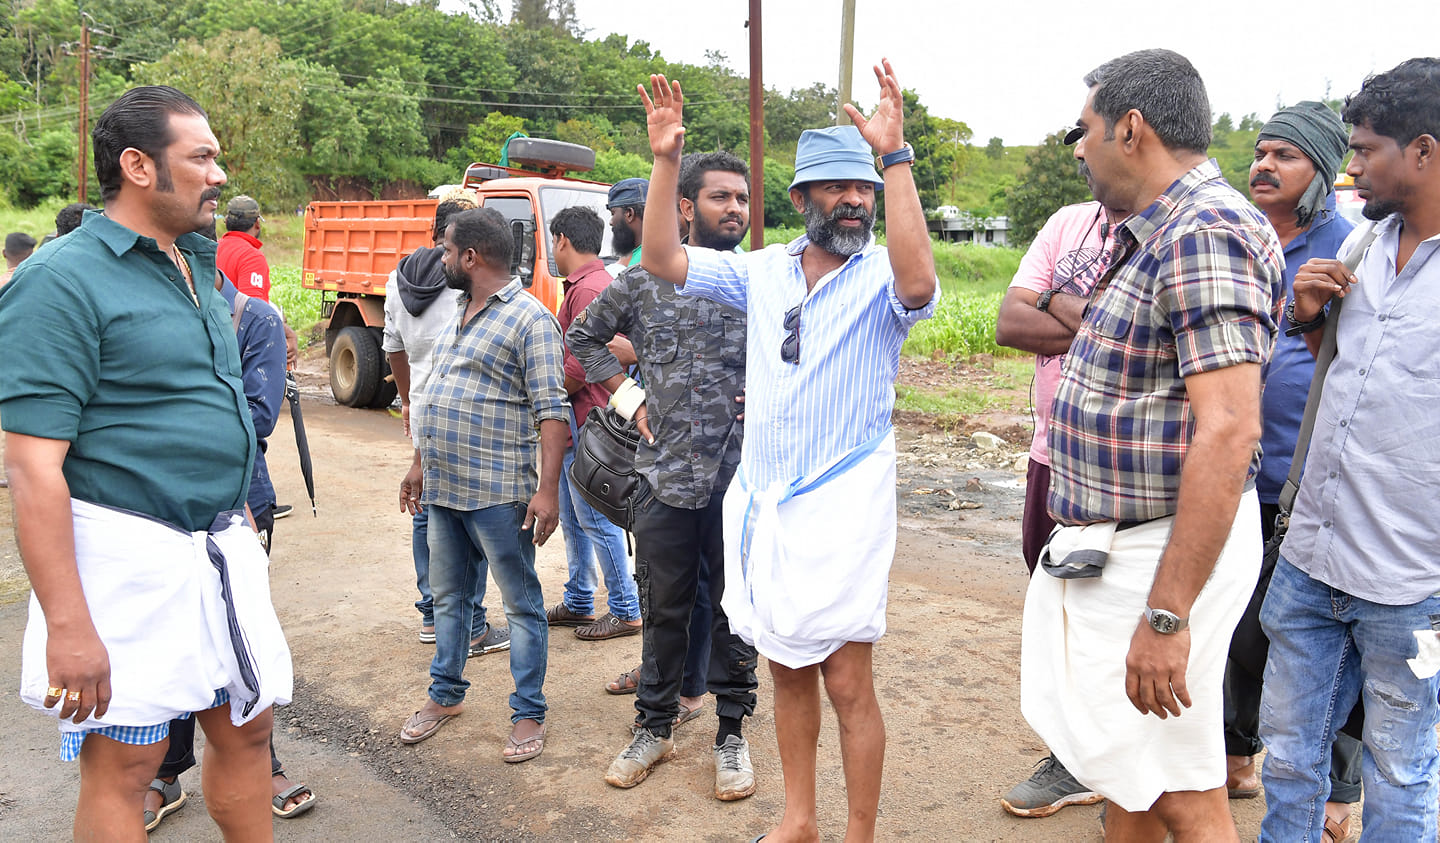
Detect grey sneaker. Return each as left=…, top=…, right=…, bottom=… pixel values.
left=605, top=727, right=675, bottom=788
left=467, top=623, right=511, bottom=657
left=712, top=735, right=756, bottom=801
left=1001, top=754, right=1103, bottom=817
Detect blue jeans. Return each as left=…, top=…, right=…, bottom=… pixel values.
left=413, top=508, right=487, bottom=638
left=558, top=446, right=639, bottom=620
left=426, top=503, right=548, bottom=722
left=1259, top=556, right=1440, bottom=842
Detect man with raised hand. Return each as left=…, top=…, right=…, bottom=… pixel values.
left=0, top=85, right=291, bottom=840
left=638, top=59, right=938, bottom=842
left=1260, top=57, right=1440, bottom=843
left=569, top=151, right=758, bottom=801
left=1021, top=49, right=1283, bottom=841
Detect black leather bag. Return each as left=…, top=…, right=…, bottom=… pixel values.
left=568, top=406, right=648, bottom=530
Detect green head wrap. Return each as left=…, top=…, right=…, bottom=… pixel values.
left=1256, top=101, right=1349, bottom=227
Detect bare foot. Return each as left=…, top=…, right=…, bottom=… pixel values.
left=401, top=698, right=463, bottom=742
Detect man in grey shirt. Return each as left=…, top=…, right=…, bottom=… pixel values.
left=1259, top=57, right=1440, bottom=842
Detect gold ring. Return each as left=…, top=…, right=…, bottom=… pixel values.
left=65, top=690, right=81, bottom=702
left=46, top=686, right=63, bottom=698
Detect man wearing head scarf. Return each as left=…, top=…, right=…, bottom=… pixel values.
left=1223, top=100, right=1357, bottom=839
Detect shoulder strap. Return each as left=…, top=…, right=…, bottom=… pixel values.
left=1278, top=223, right=1380, bottom=514
left=232, top=289, right=250, bottom=334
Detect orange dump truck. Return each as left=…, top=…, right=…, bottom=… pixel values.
left=301, top=138, right=616, bottom=407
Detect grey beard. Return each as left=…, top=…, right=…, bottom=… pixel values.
left=804, top=200, right=873, bottom=257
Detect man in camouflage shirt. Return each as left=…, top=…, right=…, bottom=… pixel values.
left=568, top=152, right=759, bottom=800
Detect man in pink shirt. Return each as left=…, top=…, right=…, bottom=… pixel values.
left=993, top=160, right=1123, bottom=818
left=548, top=205, right=643, bottom=641
left=217, top=195, right=270, bottom=301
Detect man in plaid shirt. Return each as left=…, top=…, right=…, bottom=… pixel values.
left=1019, top=49, right=1283, bottom=839
left=396, top=207, right=568, bottom=762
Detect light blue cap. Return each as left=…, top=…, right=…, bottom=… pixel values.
left=789, top=125, right=883, bottom=190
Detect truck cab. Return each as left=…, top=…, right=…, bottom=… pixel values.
left=302, top=138, right=615, bottom=408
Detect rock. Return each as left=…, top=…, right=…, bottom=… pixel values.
left=971, top=431, right=1004, bottom=451
left=964, top=477, right=985, bottom=492
left=1014, top=455, right=1030, bottom=472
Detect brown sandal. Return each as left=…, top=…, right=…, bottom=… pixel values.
left=1322, top=813, right=1351, bottom=843
left=575, top=612, right=641, bottom=641
left=503, top=719, right=546, bottom=763
left=606, top=666, right=641, bottom=694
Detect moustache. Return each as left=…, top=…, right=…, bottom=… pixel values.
left=830, top=204, right=870, bottom=222
left=1250, top=173, right=1281, bottom=189
left=201, top=188, right=222, bottom=203
left=1077, top=161, right=1092, bottom=180
left=719, top=215, right=744, bottom=226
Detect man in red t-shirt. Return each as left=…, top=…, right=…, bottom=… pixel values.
left=217, top=195, right=270, bottom=301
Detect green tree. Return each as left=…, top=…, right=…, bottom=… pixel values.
left=985, top=136, right=1005, bottom=159
left=511, top=0, right=583, bottom=37
left=134, top=29, right=305, bottom=203
left=589, top=149, right=650, bottom=185
left=762, top=157, right=802, bottom=228
left=446, top=111, right=527, bottom=169
left=555, top=117, right=615, bottom=153
left=1004, top=129, right=1092, bottom=247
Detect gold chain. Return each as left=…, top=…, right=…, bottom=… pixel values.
left=171, top=245, right=199, bottom=308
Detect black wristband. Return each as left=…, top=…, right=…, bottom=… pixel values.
left=1284, top=300, right=1326, bottom=336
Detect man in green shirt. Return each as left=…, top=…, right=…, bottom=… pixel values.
left=0, top=85, right=289, bottom=840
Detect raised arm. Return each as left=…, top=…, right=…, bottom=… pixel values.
left=843, top=59, right=936, bottom=309
left=638, top=74, right=689, bottom=286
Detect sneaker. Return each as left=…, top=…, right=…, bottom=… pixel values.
left=712, top=735, right=756, bottom=801
left=605, top=727, right=674, bottom=788
left=272, top=504, right=294, bottom=519
left=1001, top=754, right=1104, bottom=818
left=467, top=623, right=511, bottom=657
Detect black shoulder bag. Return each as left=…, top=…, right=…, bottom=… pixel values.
left=568, top=406, right=650, bottom=531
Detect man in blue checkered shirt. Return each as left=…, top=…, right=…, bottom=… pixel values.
left=1019, top=50, right=1284, bottom=839
left=396, top=207, right=569, bottom=763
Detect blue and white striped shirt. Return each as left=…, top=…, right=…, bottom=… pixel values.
left=682, top=236, right=937, bottom=488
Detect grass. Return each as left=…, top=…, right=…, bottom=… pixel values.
left=892, top=356, right=1033, bottom=428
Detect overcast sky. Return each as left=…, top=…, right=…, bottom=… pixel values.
left=505, top=0, right=1438, bottom=145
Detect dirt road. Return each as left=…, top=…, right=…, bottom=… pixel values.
left=0, top=374, right=1271, bottom=840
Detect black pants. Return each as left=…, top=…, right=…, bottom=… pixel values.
left=633, top=489, right=757, bottom=737
left=1223, top=501, right=1363, bottom=802
left=158, top=506, right=283, bottom=781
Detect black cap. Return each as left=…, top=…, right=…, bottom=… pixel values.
left=1063, top=126, right=1085, bottom=145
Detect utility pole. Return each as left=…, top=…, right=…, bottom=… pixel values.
left=747, top=0, right=763, bottom=251
left=77, top=14, right=90, bottom=203
left=835, top=0, right=855, bottom=125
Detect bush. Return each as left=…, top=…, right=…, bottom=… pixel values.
left=903, top=290, right=1013, bottom=358
left=269, top=265, right=323, bottom=344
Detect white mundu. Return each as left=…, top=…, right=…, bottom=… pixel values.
left=722, top=430, right=896, bottom=669
left=21, top=499, right=293, bottom=731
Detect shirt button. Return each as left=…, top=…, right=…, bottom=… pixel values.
left=1358, top=368, right=1366, bottom=375
left=1378, top=314, right=1388, bottom=321
left=1329, top=471, right=1338, bottom=479
left=1339, top=420, right=1348, bottom=427
left=1323, top=520, right=1332, bottom=528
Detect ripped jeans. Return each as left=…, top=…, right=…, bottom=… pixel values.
left=1258, top=556, right=1440, bottom=842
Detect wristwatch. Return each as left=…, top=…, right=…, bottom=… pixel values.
left=1144, top=607, right=1189, bottom=635
left=1036, top=289, right=1057, bottom=313
left=878, top=143, right=915, bottom=169
left=1284, top=300, right=1327, bottom=337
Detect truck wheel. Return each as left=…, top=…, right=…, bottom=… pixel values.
left=366, top=327, right=400, bottom=409
left=330, top=325, right=381, bottom=407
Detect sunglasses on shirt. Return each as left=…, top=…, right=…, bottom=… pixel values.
left=781, top=304, right=801, bottom=365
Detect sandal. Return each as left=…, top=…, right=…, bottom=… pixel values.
left=546, top=602, right=595, bottom=627
left=575, top=612, right=641, bottom=641
left=143, top=777, right=187, bottom=832
left=1323, top=813, right=1351, bottom=843
left=504, top=719, right=546, bottom=763
left=271, top=774, right=317, bottom=819
left=606, top=666, right=641, bottom=695
left=400, top=708, right=460, bottom=744
left=674, top=699, right=705, bottom=728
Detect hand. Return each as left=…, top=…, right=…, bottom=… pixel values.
left=607, top=335, right=637, bottom=368
left=284, top=326, right=299, bottom=370
left=735, top=387, right=745, bottom=423
left=634, top=403, right=654, bottom=445
left=1291, top=258, right=1356, bottom=323
left=400, top=462, right=424, bottom=515
left=1124, top=619, right=1192, bottom=719
left=843, top=58, right=905, bottom=155
left=45, top=625, right=112, bottom=723
left=523, top=489, right=560, bottom=546
left=401, top=402, right=411, bottom=438
left=639, top=74, right=686, bottom=162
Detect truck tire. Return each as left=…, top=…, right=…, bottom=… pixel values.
left=506, top=137, right=596, bottom=173
left=330, top=325, right=381, bottom=407
left=366, top=327, right=400, bottom=409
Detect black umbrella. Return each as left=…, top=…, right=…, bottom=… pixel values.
left=285, top=373, right=317, bottom=516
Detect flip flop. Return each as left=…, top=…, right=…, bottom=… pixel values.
left=504, top=720, right=546, bottom=763
left=606, top=666, right=641, bottom=695
left=272, top=782, right=317, bottom=818
left=400, top=709, right=459, bottom=744
left=674, top=699, right=705, bottom=728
